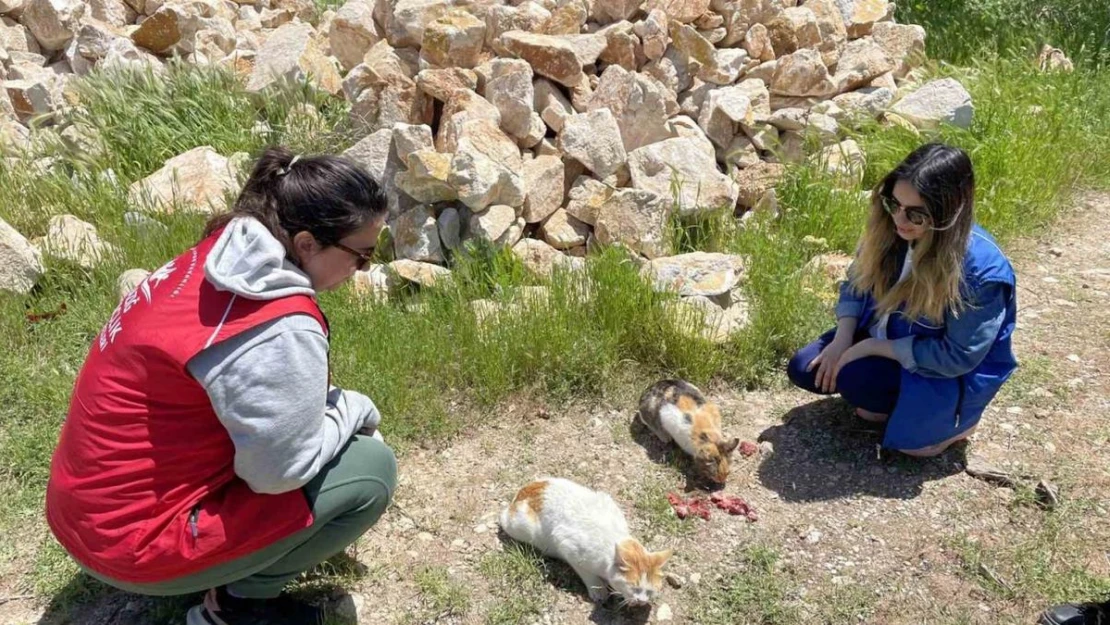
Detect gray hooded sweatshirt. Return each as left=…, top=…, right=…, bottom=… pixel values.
left=186, top=217, right=381, bottom=495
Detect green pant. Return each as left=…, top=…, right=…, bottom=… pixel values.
left=82, top=435, right=396, bottom=599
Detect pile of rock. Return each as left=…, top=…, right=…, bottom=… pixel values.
left=1, top=0, right=978, bottom=335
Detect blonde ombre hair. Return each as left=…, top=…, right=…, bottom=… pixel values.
left=849, top=144, right=976, bottom=323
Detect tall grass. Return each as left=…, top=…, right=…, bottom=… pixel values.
left=898, top=0, right=1110, bottom=67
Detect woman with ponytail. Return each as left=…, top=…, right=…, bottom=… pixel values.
left=46, top=146, right=393, bottom=625
left=787, top=143, right=1018, bottom=457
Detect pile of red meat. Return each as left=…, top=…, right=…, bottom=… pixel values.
left=666, top=492, right=758, bottom=522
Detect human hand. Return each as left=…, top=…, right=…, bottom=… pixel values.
left=807, top=333, right=854, bottom=393
left=832, top=339, right=877, bottom=383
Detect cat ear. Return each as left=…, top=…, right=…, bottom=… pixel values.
left=652, top=549, right=673, bottom=566
left=719, top=437, right=740, bottom=455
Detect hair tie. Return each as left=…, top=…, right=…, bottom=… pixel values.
left=277, top=155, right=302, bottom=177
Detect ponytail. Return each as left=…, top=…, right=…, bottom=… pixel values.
left=202, top=145, right=386, bottom=253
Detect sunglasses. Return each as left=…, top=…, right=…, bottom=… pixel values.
left=333, top=242, right=375, bottom=270
left=881, top=195, right=932, bottom=227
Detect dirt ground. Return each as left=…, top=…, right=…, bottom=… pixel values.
left=7, top=191, right=1109, bottom=625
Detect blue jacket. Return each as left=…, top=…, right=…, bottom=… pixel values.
left=836, top=225, right=1018, bottom=449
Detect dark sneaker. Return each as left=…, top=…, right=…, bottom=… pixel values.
left=186, top=587, right=328, bottom=625
left=1040, top=602, right=1110, bottom=625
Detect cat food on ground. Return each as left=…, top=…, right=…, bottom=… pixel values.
left=666, top=493, right=712, bottom=520
left=709, top=492, right=759, bottom=522
left=739, top=441, right=759, bottom=457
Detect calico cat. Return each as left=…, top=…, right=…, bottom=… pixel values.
left=499, top=477, right=672, bottom=606
left=637, top=379, right=740, bottom=485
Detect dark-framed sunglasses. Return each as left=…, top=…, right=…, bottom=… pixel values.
left=881, top=194, right=932, bottom=227
left=333, top=242, right=375, bottom=270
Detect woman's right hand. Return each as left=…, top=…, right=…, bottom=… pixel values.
left=807, top=334, right=853, bottom=393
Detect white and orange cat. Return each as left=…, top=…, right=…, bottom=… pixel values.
left=637, top=379, right=739, bottom=486
left=499, top=477, right=672, bottom=606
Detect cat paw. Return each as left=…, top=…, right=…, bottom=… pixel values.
left=587, top=585, right=609, bottom=603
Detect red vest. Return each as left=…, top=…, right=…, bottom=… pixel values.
left=46, top=230, right=325, bottom=583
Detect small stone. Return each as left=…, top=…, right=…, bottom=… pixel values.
left=512, top=237, right=584, bottom=276
left=438, top=207, right=461, bottom=251
left=417, top=531, right=434, bottom=541
left=759, top=441, right=774, bottom=455
left=656, top=603, right=673, bottom=622
left=117, top=268, right=151, bottom=299
left=689, top=573, right=701, bottom=585
left=803, top=527, right=822, bottom=544
left=732, top=161, right=786, bottom=208
left=415, top=67, right=478, bottom=102
left=474, top=523, right=489, bottom=534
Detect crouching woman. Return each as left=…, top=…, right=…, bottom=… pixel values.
left=787, top=143, right=1018, bottom=457
left=46, top=147, right=395, bottom=625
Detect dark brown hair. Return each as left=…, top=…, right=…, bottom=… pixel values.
left=203, top=146, right=387, bottom=253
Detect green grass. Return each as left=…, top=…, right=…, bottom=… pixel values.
left=951, top=499, right=1110, bottom=607
left=690, top=545, right=800, bottom=625
left=478, top=544, right=551, bottom=625
left=402, top=565, right=471, bottom=623
left=897, top=0, right=1110, bottom=67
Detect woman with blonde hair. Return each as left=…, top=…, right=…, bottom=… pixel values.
left=787, top=142, right=1018, bottom=457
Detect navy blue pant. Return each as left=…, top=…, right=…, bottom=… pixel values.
left=787, top=330, right=901, bottom=414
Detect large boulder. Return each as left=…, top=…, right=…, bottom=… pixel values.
left=642, top=251, right=746, bottom=297
left=485, top=58, right=534, bottom=140
left=246, top=23, right=342, bottom=95
left=420, top=9, right=486, bottom=69
left=871, top=22, right=926, bottom=78
left=468, top=203, right=516, bottom=242
left=557, top=108, right=627, bottom=180
left=628, top=136, right=738, bottom=215
left=0, top=218, right=44, bottom=295
left=128, top=146, right=241, bottom=214
left=391, top=205, right=444, bottom=263
left=396, top=150, right=456, bottom=203
left=587, top=64, right=676, bottom=153
left=40, top=214, right=117, bottom=268
left=21, top=0, right=84, bottom=52
left=890, top=78, right=974, bottom=129
left=448, top=119, right=525, bottom=210
left=594, top=188, right=671, bottom=259
left=328, top=0, right=381, bottom=72
left=521, top=154, right=564, bottom=223
left=831, top=37, right=893, bottom=93
left=499, top=30, right=584, bottom=87
left=538, top=208, right=589, bottom=249
left=770, top=48, right=837, bottom=97
left=512, top=237, right=584, bottom=276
